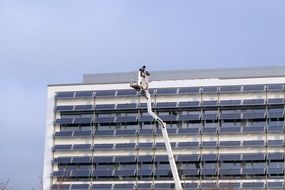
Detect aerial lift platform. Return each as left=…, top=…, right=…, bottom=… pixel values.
left=130, top=66, right=183, bottom=190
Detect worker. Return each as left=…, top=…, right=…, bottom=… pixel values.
left=138, top=66, right=150, bottom=91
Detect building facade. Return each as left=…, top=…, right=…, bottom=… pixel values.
left=44, top=66, right=285, bottom=190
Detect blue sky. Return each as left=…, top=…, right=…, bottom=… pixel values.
left=0, top=0, right=285, bottom=189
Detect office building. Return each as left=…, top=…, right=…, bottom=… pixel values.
left=44, top=66, right=285, bottom=189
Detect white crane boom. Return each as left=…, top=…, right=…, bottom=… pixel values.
left=130, top=66, right=183, bottom=190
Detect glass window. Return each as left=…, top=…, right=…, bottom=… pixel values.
left=116, top=103, right=137, bottom=109
left=116, top=129, right=137, bottom=136
left=220, top=141, right=240, bottom=147
left=220, top=100, right=241, bottom=106
left=73, top=144, right=91, bottom=150
left=179, top=87, right=200, bottom=94
left=95, top=90, right=115, bottom=96
left=177, top=155, right=199, bottom=162
left=114, top=156, right=136, bottom=163
left=267, top=84, right=283, bottom=91
left=201, top=154, right=217, bottom=161
left=74, top=105, right=93, bottom=111
left=74, top=91, right=93, bottom=97
left=268, top=153, right=283, bottom=161
left=156, top=88, right=177, bottom=94
left=115, top=143, right=136, bottom=149
left=156, top=102, right=177, bottom=108
left=243, top=154, right=265, bottom=161
left=268, top=98, right=284, bottom=105
left=220, top=85, right=241, bottom=92
left=95, top=104, right=115, bottom=110
left=202, top=141, right=217, bottom=147
left=268, top=140, right=283, bottom=146
left=56, top=105, right=74, bottom=111
left=246, top=140, right=264, bottom=149
left=138, top=155, right=153, bottom=162
left=267, top=182, right=283, bottom=188
left=116, top=116, right=137, bottom=123
left=243, top=85, right=265, bottom=92
left=116, top=89, right=137, bottom=96
left=243, top=99, right=264, bottom=105
left=94, top=144, right=113, bottom=149
left=202, top=100, right=217, bottom=106
left=56, top=91, right=74, bottom=98
left=220, top=154, right=240, bottom=161
left=202, top=86, right=218, bottom=93
left=138, top=143, right=153, bottom=149
left=178, top=101, right=200, bottom=107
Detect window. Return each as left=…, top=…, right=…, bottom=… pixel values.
left=178, top=142, right=199, bottom=148
left=56, top=91, right=74, bottom=98
left=220, top=85, right=241, bottom=93
left=220, top=141, right=240, bottom=147
left=156, top=88, right=177, bottom=95
left=155, top=142, right=176, bottom=148
left=202, top=100, right=217, bottom=107
left=116, top=116, right=137, bottom=123
left=243, top=140, right=264, bottom=147
left=138, top=155, right=153, bottom=162
left=138, top=143, right=153, bottom=149
left=179, top=87, right=200, bottom=94
left=73, top=118, right=93, bottom=124
left=220, top=127, right=240, bottom=133
left=95, top=117, right=114, bottom=123
left=268, top=98, right=284, bottom=105
left=72, top=157, right=91, bottom=164
left=54, top=144, right=72, bottom=151
left=178, top=114, right=200, bottom=121
left=73, top=131, right=92, bottom=137
left=267, top=84, right=283, bottom=91
left=268, top=140, right=283, bottom=147
left=202, top=141, right=217, bottom=147
left=74, top=105, right=93, bottom=111
left=56, top=105, right=74, bottom=111
left=220, top=154, right=240, bottom=161
left=73, top=144, right=91, bottom=150
left=268, top=153, right=283, bottom=161
left=95, top=104, right=115, bottom=110
left=178, top=128, right=200, bottom=134
left=201, top=154, right=217, bottom=161
left=54, top=131, right=73, bottom=137
left=243, top=85, right=264, bottom=92
left=114, top=156, right=136, bottom=163
left=71, top=184, right=89, bottom=190
left=220, top=100, right=241, bottom=106
left=202, top=86, right=218, bottom=93
left=178, top=101, right=200, bottom=107
left=268, top=108, right=284, bottom=118
left=177, top=155, right=199, bottom=162
left=53, top=157, right=72, bottom=164
left=243, top=99, right=264, bottom=105
left=74, top=91, right=93, bottom=98
left=94, top=144, right=113, bottom=149
left=116, top=103, right=137, bottom=109
left=95, top=90, right=115, bottom=96
left=116, top=129, right=137, bottom=136
left=94, top=130, right=113, bottom=136
left=116, top=89, right=137, bottom=96
left=113, top=184, right=134, bottom=189
left=115, top=143, right=135, bottom=149
left=243, top=154, right=265, bottom=161
left=156, top=102, right=177, bottom=108
left=137, top=183, right=152, bottom=188
left=242, top=182, right=264, bottom=188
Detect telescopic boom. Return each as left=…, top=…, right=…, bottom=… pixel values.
left=130, top=66, right=183, bottom=190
